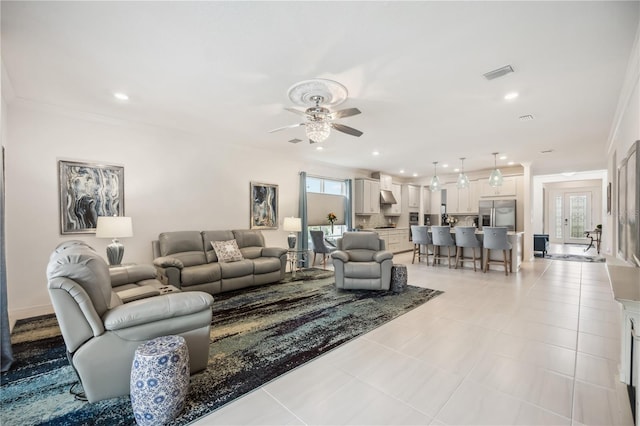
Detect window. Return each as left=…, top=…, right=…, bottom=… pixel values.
left=306, top=177, right=345, bottom=195
left=306, top=175, right=348, bottom=237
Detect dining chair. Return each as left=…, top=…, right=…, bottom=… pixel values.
left=410, top=225, right=432, bottom=265
left=309, top=230, right=337, bottom=269
left=454, top=226, right=481, bottom=271
left=431, top=226, right=456, bottom=268
left=482, top=226, right=512, bottom=275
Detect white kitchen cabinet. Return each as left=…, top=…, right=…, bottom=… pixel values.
left=376, top=228, right=411, bottom=253
left=423, top=187, right=431, bottom=214
left=458, top=181, right=479, bottom=213
left=383, top=183, right=402, bottom=216
left=407, top=185, right=420, bottom=208
left=354, top=178, right=380, bottom=214
left=444, top=183, right=459, bottom=214
left=480, top=176, right=517, bottom=197
left=379, top=174, right=393, bottom=191
left=430, top=188, right=442, bottom=215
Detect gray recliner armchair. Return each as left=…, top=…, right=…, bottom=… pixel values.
left=46, top=241, right=214, bottom=403
left=331, top=231, right=394, bottom=290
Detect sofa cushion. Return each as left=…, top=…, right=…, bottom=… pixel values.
left=240, top=246, right=262, bottom=259
left=220, top=259, right=254, bottom=279
left=233, top=230, right=265, bottom=249
left=253, top=257, right=282, bottom=274
left=159, top=231, right=206, bottom=267
left=211, top=240, right=244, bottom=263
left=344, top=261, right=380, bottom=278
left=202, top=230, right=235, bottom=262
left=181, top=263, right=222, bottom=286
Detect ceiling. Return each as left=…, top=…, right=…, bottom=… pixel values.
left=2, top=1, right=638, bottom=178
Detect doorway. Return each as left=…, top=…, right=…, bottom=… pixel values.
left=549, top=190, right=593, bottom=245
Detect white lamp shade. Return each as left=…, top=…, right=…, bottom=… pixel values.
left=283, top=217, right=302, bottom=232
left=96, top=216, right=133, bottom=238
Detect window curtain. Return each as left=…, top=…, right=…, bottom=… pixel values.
left=298, top=171, right=309, bottom=267
left=345, top=179, right=353, bottom=230
left=1, top=147, right=13, bottom=372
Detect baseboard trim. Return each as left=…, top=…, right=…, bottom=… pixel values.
left=9, top=304, right=54, bottom=332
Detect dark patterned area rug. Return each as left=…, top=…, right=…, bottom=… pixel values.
left=543, top=253, right=606, bottom=263
left=1, top=269, right=442, bottom=425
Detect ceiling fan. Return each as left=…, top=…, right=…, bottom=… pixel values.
left=269, top=79, right=363, bottom=144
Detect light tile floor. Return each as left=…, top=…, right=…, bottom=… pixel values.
left=193, top=247, right=634, bottom=425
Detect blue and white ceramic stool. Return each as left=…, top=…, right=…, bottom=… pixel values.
left=130, top=335, right=190, bottom=426
left=390, top=264, right=408, bottom=293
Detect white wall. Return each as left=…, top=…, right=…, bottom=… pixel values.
left=607, top=23, right=640, bottom=263
left=4, top=100, right=359, bottom=320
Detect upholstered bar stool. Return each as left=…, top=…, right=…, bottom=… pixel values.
left=482, top=226, right=512, bottom=275
left=431, top=226, right=456, bottom=268
left=454, top=226, right=482, bottom=271
left=410, top=225, right=432, bottom=265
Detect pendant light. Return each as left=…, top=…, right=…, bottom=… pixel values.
left=456, top=157, right=470, bottom=189
left=430, top=161, right=441, bottom=192
left=488, top=152, right=503, bottom=187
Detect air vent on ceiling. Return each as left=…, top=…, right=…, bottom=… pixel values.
left=519, top=114, right=534, bottom=121
left=483, top=65, right=514, bottom=80
left=540, top=149, right=554, bottom=154
left=288, top=138, right=303, bottom=144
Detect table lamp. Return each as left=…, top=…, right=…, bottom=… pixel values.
left=283, top=217, right=301, bottom=249
left=96, top=216, right=133, bottom=265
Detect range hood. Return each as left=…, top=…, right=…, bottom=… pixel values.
left=380, top=189, right=397, bottom=204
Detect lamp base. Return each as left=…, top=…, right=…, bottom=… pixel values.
left=287, top=234, right=297, bottom=249
left=106, top=239, right=125, bottom=266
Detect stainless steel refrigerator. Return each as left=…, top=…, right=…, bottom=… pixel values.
left=478, top=200, right=516, bottom=231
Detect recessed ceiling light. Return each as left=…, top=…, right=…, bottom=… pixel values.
left=113, top=92, right=129, bottom=101
left=412, top=173, right=418, bottom=177
left=504, top=92, right=519, bottom=100
left=372, top=151, right=380, bottom=156
left=508, top=161, right=515, bottom=166
left=453, top=168, right=460, bottom=172
left=500, top=155, right=507, bottom=160
left=316, top=146, right=323, bottom=151
left=399, top=170, right=405, bottom=174
left=442, top=164, right=449, bottom=168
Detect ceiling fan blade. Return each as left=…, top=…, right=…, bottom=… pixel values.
left=268, top=122, right=305, bottom=133
left=332, top=108, right=361, bottom=119
left=331, top=123, right=363, bottom=137
left=284, top=107, right=308, bottom=117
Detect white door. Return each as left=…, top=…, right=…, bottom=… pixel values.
left=549, top=191, right=593, bottom=244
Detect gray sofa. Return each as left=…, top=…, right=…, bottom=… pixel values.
left=153, top=229, right=287, bottom=295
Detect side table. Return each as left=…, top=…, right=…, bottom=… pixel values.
left=130, top=335, right=190, bottom=425
left=287, top=249, right=308, bottom=278
left=390, top=264, right=408, bottom=293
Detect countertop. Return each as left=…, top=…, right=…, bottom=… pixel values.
left=607, top=264, right=640, bottom=305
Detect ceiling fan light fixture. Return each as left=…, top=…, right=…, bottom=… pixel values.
left=305, top=120, right=330, bottom=143
left=488, top=152, right=503, bottom=188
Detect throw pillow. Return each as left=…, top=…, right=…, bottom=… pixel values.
left=211, top=240, right=244, bottom=263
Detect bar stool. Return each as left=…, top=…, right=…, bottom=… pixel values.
left=454, top=226, right=481, bottom=271
left=482, top=226, right=512, bottom=275
left=431, top=226, right=456, bottom=268
left=410, top=225, right=432, bottom=265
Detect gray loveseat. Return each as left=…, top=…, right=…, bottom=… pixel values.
left=152, top=229, right=287, bottom=295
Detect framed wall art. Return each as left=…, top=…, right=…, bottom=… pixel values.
left=250, top=181, right=278, bottom=229
left=59, top=160, right=125, bottom=234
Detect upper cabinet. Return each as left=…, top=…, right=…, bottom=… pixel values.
left=423, top=186, right=431, bottom=214
left=378, top=174, right=393, bottom=191
left=479, top=176, right=517, bottom=198
left=382, top=183, right=402, bottom=216
left=443, top=183, right=458, bottom=214
left=354, top=178, right=380, bottom=214
left=407, top=185, right=420, bottom=209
